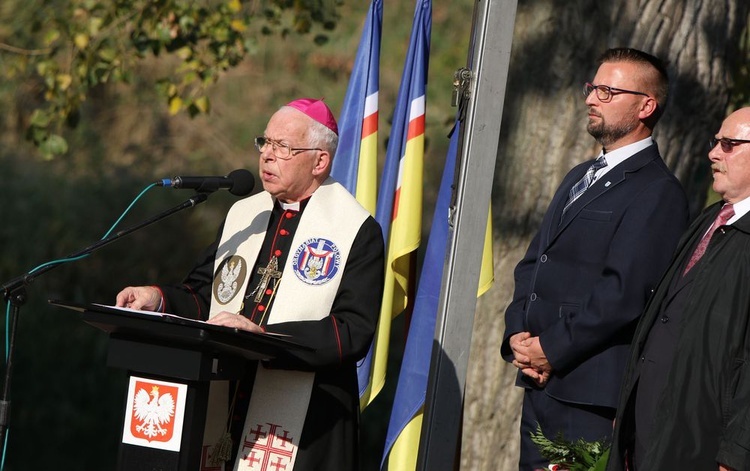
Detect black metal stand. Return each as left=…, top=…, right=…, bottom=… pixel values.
left=0, top=192, right=209, bottom=448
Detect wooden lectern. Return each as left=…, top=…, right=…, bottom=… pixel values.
left=50, top=300, right=312, bottom=471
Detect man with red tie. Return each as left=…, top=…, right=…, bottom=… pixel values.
left=608, top=107, right=750, bottom=470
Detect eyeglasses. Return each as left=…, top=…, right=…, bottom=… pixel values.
left=254, top=136, right=321, bottom=160
left=583, top=82, right=649, bottom=102
left=710, top=137, right=750, bottom=153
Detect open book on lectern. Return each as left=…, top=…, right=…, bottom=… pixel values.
left=96, top=302, right=292, bottom=337
left=48, top=299, right=314, bottom=360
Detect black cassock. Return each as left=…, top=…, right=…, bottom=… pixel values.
left=157, top=198, right=384, bottom=470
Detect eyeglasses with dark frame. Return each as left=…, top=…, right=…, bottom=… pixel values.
left=710, top=137, right=750, bottom=153
left=583, top=82, right=650, bottom=102
left=254, top=136, right=322, bottom=160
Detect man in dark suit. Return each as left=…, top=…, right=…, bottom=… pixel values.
left=607, top=108, right=750, bottom=471
left=502, top=48, right=689, bottom=470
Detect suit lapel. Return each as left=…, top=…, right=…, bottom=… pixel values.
left=546, top=165, right=586, bottom=243
left=543, top=164, right=587, bottom=246
left=555, top=146, right=660, bottom=237
left=653, top=205, right=716, bottom=308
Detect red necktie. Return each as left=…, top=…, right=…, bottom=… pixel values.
left=683, top=203, right=734, bottom=275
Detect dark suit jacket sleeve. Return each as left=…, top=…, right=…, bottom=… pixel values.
left=500, top=162, right=587, bottom=362
left=264, top=216, right=385, bottom=371
left=718, top=359, right=750, bottom=467
left=539, top=178, right=688, bottom=373
left=501, top=230, right=543, bottom=361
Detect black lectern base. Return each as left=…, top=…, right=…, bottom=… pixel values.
left=119, top=445, right=181, bottom=471
left=48, top=300, right=313, bottom=471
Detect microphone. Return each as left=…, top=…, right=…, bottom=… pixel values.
left=156, top=169, right=255, bottom=196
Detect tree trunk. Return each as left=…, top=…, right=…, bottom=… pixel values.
left=461, top=1, right=749, bottom=469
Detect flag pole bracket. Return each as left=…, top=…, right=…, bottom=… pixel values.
left=452, top=67, right=473, bottom=108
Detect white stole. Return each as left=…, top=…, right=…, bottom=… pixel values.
left=200, top=179, right=368, bottom=471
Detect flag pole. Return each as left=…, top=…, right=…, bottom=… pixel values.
left=417, top=0, right=518, bottom=468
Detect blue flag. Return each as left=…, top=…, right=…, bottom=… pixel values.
left=363, top=0, right=432, bottom=411
left=328, top=0, right=383, bottom=407
left=381, top=120, right=457, bottom=470
left=332, top=0, right=381, bottom=217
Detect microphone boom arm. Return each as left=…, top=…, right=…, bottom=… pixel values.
left=0, top=192, right=208, bottom=450
left=2, top=193, right=208, bottom=301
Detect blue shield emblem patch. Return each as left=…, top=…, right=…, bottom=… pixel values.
left=292, top=238, right=341, bottom=285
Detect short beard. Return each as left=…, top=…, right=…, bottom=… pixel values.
left=587, top=118, right=638, bottom=148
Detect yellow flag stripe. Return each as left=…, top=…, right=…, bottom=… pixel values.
left=386, top=408, right=424, bottom=471
left=355, top=131, right=379, bottom=215
left=477, top=205, right=494, bottom=297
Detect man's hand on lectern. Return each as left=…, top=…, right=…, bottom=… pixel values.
left=115, top=286, right=162, bottom=311
left=207, top=311, right=264, bottom=334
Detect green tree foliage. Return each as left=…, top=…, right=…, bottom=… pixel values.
left=0, top=0, right=341, bottom=158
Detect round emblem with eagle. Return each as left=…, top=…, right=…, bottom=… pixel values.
left=292, top=238, right=341, bottom=285
left=212, top=255, right=247, bottom=304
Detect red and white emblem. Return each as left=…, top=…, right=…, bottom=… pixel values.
left=122, top=377, right=187, bottom=452
left=132, top=383, right=176, bottom=441
left=292, top=238, right=340, bottom=285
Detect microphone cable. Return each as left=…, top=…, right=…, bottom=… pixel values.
left=0, top=182, right=158, bottom=471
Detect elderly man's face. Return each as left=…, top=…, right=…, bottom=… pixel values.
left=709, top=108, right=750, bottom=204
left=258, top=108, right=326, bottom=203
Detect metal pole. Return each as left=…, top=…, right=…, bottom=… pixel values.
left=417, top=0, right=517, bottom=468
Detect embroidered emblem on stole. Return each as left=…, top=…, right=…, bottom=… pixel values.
left=292, top=238, right=340, bottom=285
left=213, top=255, right=247, bottom=304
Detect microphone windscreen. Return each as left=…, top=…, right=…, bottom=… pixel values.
left=228, top=169, right=255, bottom=196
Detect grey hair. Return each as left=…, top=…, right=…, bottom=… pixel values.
left=280, top=105, right=339, bottom=159
left=306, top=118, right=339, bottom=159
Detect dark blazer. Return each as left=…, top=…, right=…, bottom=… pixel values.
left=502, top=144, right=689, bottom=408
left=608, top=204, right=750, bottom=470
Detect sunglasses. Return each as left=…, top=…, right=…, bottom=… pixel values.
left=710, top=137, right=750, bottom=153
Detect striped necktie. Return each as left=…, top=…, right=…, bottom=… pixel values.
left=562, top=155, right=608, bottom=216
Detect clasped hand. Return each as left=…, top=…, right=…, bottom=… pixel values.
left=509, top=332, right=552, bottom=387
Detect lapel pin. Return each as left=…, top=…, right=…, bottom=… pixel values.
left=604, top=181, right=611, bottom=187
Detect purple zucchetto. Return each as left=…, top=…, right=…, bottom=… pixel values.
left=285, top=98, right=338, bottom=135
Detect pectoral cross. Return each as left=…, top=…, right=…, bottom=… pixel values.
left=251, top=256, right=282, bottom=302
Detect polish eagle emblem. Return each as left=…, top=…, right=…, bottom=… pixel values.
left=132, top=385, right=175, bottom=440
left=214, top=255, right=247, bottom=304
